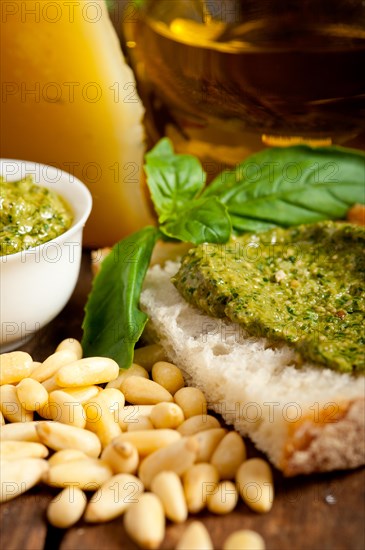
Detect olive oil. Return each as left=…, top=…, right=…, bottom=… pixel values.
left=124, top=1, right=365, bottom=161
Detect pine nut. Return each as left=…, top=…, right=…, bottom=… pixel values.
left=151, top=362, right=185, bottom=395
left=48, top=390, right=86, bottom=429
left=41, top=376, right=61, bottom=393
left=36, top=421, right=101, bottom=457
left=174, top=387, right=207, bottom=418
left=150, top=471, right=187, bottom=523
left=0, top=385, right=33, bottom=422
left=0, top=458, right=48, bottom=502
left=121, top=376, right=173, bottom=405
left=178, top=415, right=220, bottom=436
left=183, top=463, right=219, bottom=513
left=114, top=429, right=181, bottom=457
left=97, top=388, right=125, bottom=423
left=124, top=492, right=165, bottom=550
left=30, top=361, right=42, bottom=373
left=31, top=350, right=78, bottom=383
left=176, top=521, right=213, bottom=550
left=62, top=385, right=100, bottom=404
left=133, top=344, right=166, bottom=371
left=37, top=401, right=55, bottom=420
left=45, top=458, right=112, bottom=489
left=150, top=402, right=185, bottom=429
left=106, top=364, right=149, bottom=390
left=0, top=352, right=33, bottom=385
left=16, top=378, right=49, bottom=411
left=56, top=357, right=119, bottom=387
left=101, top=440, right=139, bottom=474
left=139, top=436, right=198, bottom=490
left=0, top=421, right=40, bottom=442
left=236, top=458, right=274, bottom=513
left=127, top=416, right=154, bottom=432
left=85, top=473, right=144, bottom=523
left=223, top=529, right=266, bottom=550
left=83, top=391, right=122, bottom=448
left=207, top=481, right=238, bottom=515
left=119, top=405, right=154, bottom=431
left=48, top=449, right=89, bottom=467
left=194, top=428, right=227, bottom=462
left=0, top=440, right=49, bottom=460
left=210, top=431, right=246, bottom=479
left=0, top=351, right=33, bottom=385
left=47, top=487, right=87, bottom=528
left=55, top=338, right=83, bottom=360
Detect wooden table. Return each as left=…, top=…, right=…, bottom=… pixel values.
left=1, top=252, right=364, bottom=550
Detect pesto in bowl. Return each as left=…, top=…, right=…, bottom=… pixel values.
left=0, top=176, right=73, bottom=256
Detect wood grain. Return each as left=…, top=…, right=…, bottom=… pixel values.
left=1, top=251, right=364, bottom=550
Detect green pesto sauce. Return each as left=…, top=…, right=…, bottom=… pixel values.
left=173, top=221, right=365, bottom=374
left=0, top=177, right=73, bottom=256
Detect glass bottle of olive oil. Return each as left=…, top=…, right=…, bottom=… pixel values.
left=122, top=0, right=365, bottom=166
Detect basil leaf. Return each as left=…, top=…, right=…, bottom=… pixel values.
left=204, top=146, right=365, bottom=229
left=146, top=137, right=174, bottom=158
left=82, top=226, right=160, bottom=368
left=145, top=138, right=206, bottom=223
left=229, top=215, right=277, bottom=234
left=160, top=197, right=231, bottom=244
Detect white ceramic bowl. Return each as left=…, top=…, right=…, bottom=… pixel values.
left=0, top=159, right=92, bottom=352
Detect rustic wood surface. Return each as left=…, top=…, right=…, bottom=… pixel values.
left=1, top=251, right=364, bottom=550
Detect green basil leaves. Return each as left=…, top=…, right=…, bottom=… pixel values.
left=145, top=138, right=231, bottom=243
left=203, top=145, right=365, bottom=232
left=82, top=226, right=160, bottom=368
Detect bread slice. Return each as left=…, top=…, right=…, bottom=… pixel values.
left=140, top=261, right=365, bottom=476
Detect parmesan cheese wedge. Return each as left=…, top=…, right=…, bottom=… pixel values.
left=0, top=0, right=153, bottom=246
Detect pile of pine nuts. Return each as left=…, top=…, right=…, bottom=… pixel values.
left=0, top=338, right=273, bottom=550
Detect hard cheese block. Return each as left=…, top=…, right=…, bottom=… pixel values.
left=0, top=0, right=153, bottom=246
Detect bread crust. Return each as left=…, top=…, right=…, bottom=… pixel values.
left=282, top=398, right=365, bottom=476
